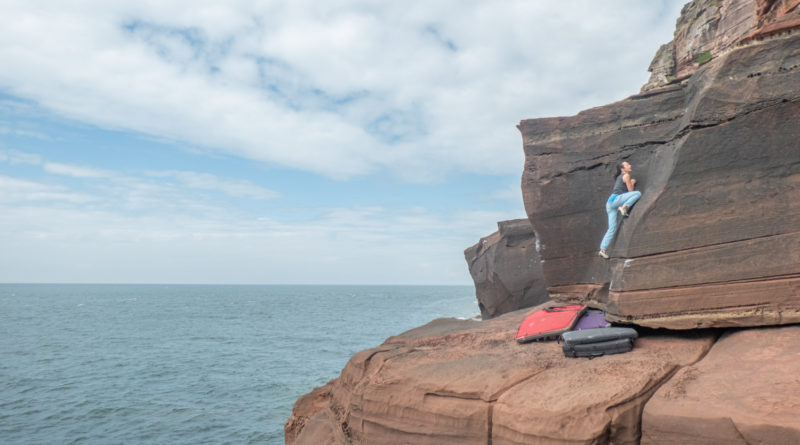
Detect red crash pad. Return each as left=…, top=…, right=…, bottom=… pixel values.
left=516, top=305, right=586, bottom=343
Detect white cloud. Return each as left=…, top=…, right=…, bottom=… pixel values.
left=0, top=175, right=98, bottom=204
left=0, top=124, right=52, bottom=140
left=0, top=149, right=43, bottom=165
left=0, top=1, right=685, bottom=181
left=146, top=170, right=279, bottom=200
left=0, top=191, right=519, bottom=284
left=2, top=154, right=277, bottom=214
left=0, top=146, right=522, bottom=285
left=44, top=162, right=115, bottom=178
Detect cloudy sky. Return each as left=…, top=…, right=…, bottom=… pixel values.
left=0, top=1, right=686, bottom=284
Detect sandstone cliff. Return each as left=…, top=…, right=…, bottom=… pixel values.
left=522, top=4, right=800, bottom=330
left=288, top=1, right=800, bottom=443
left=642, top=0, right=800, bottom=91
left=464, top=219, right=549, bottom=320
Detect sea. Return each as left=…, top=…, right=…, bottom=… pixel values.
left=0, top=284, right=479, bottom=444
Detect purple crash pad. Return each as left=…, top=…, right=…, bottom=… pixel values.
left=573, top=310, right=610, bottom=330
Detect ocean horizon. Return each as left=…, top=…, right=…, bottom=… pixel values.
left=0, top=283, right=479, bottom=444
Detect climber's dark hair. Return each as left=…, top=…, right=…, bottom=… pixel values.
left=614, top=162, right=626, bottom=179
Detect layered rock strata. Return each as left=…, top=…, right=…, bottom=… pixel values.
left=521, top=29, right=800, bottom=329
left=287, top=314, right=800, bottom=444
left=641, top=0, right=800, bottom=92
left=464, top=219, right=549, bottom=319
left=286, top=304, right=717, bottom=445
left=641, top=325, right=800, bottom=443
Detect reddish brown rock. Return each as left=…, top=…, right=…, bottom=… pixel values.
left=750, top=0, right=800, bottom=40
left=285, top=304, right=716, bottom=444
left=464, top=219, right=549, bottom=319
left=642, top=0, right=800, bottom=92
left=642, top=325, right=800, bottom=443
left=521, top=27, right=800, bottom=329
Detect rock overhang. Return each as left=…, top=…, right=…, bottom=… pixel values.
left=521, top=33, right=800, bottom=329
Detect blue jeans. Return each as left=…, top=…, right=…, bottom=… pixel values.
left=599, top=191, right=641, bottom=251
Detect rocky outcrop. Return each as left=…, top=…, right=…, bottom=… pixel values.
left=286, top=303, right=718, bottom=445
left=521, top=12, right=800, bottom=330
left=286, top=312, right=800, bottom=444
left=642, top=325, right=800, bottom=443
left=642, top=0, right=800, bottom=92
left=640, top=43, right=677, bottom=93
left=464, top=219, right=549, bottom=319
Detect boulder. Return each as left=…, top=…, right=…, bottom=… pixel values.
left=642, top=325, right=800, bottom=443
left=521, top=31, right=800, bottom=329
left=285, top=303, right=717, bottom=445
left=464, top=219, right=549, bottom=319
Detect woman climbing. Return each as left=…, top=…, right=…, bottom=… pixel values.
left=598, top=161, right=641, bottom=259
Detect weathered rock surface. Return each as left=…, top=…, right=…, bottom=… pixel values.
left=285, top=304, right=717, bottom=445
left=464, top=219, right=549, bottom=319
left=521, top=20, right=800, bottom=329
left=642, top=0, right=800, bottom=92
left=642, top=325, right=800, bottom=443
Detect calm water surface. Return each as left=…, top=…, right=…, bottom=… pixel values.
left=0, top=284, right=478, bottom=444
